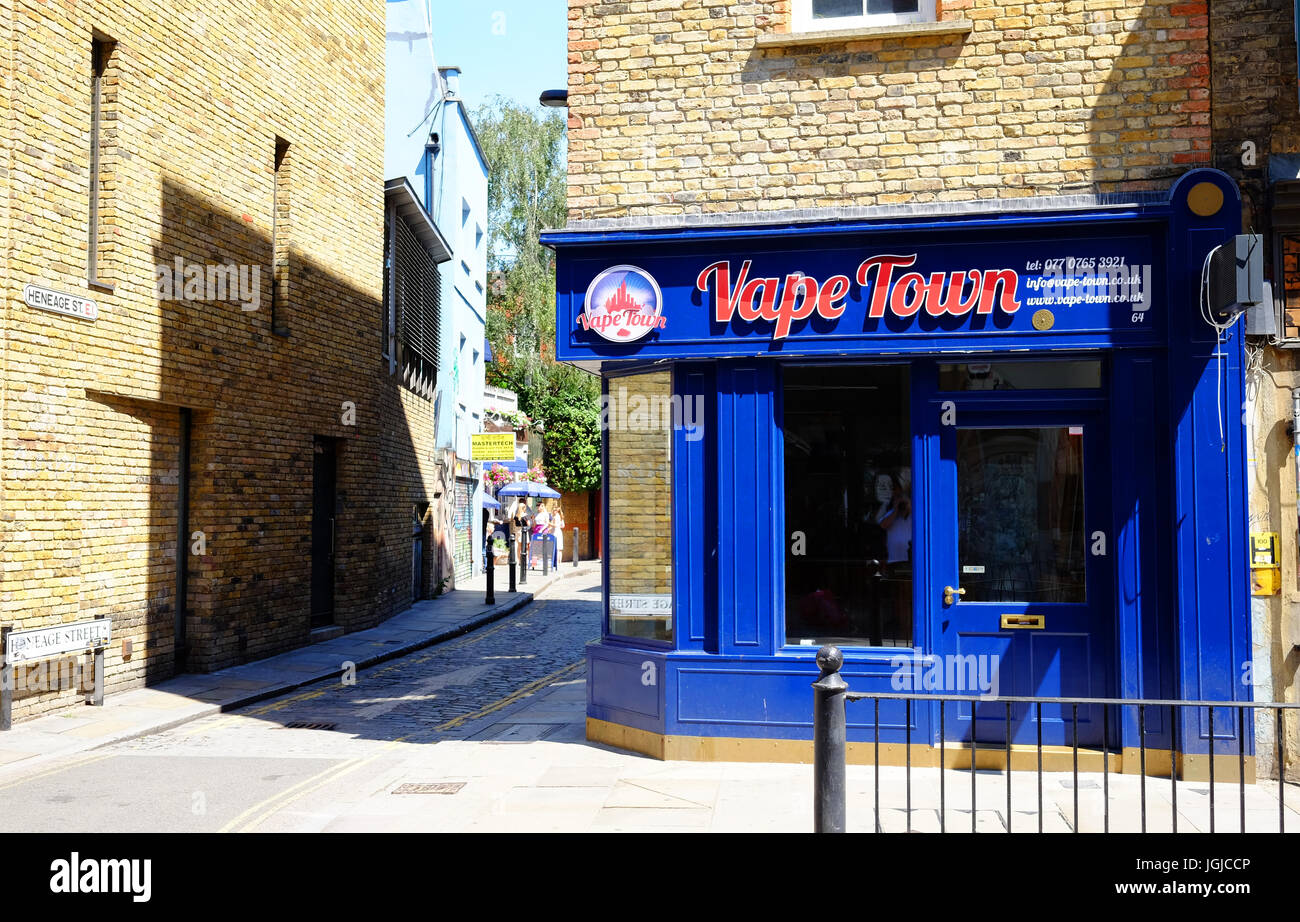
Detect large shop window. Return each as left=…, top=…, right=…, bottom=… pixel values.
left=784, top=365, right=912, bottom=647
left=607, top=371, right=673, bottom=642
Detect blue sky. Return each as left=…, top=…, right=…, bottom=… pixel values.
left=431, top=2, right=568, bottom=114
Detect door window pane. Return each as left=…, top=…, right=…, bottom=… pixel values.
left=784, top=365, right=913, bottom=647
left=956, top=427, right=1086, bottom=603
left=938, top=361, right=1101, bottom=391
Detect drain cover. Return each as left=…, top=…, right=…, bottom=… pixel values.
left=392, top=782, right=465, bottom=795
left=282, top=721, right=338, bottom=731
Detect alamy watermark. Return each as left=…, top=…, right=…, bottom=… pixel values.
left=1024, top=257, right=1152, bottom=313
left=601, top=386, right=704, bottom=442
left=890, top=648, right=1000, bottom=698
left=155, top=257, right=260, bottom=311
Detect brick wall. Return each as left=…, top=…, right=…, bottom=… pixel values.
left=567, top=0, right=1211, bottom=219
left=1210, top=0, right=1300, bottom=239
left=559, top=490, right=597, bottom=559
left=0, top=0, right=443, bottom=721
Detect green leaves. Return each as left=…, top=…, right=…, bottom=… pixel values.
left=475, top=96, right=601, bottom=495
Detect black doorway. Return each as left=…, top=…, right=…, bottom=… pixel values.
left=310, top=437, right=338, bottom=628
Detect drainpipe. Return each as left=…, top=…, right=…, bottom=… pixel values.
left=1293, top=388, right=1300, bottom=539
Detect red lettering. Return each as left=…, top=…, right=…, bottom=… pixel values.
left=738, top=277, right=775, bottom=322
left=773, top=274, right=818, bottom=340
left=930, top=270, right=981, bottom=316
left=977, top=269, right=1021, bottom=315
left=817, top=275, right=850, bottom=320
left=890, top=272, right=925, bottom=318
left=697, top=259, right=752, bottom=323
left=857, top=255, right=917, bottom=318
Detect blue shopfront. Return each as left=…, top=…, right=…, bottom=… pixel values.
left=544, top=170, right=1253, bottom=773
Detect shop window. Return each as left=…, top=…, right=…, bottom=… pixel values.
left=937, top=360, right=1102, bottom=391
left=606, top=371, right=674, bottom=641
left=1280, top=235, right=1300, bottom=340
left=793, top=0, right=934, bottom=32
left=784, top=365, right=912, bottom=648
left=956, top=428, right=1086, bottom=603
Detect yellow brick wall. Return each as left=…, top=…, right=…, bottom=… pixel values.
left=0, top=0, right=442, bottom=721
left=607, top=371, right=673, bottom=600
left=567, top=0, right=1211, bottom=218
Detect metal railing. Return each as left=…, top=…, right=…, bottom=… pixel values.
left=812, top=645, right=1300, bottom=833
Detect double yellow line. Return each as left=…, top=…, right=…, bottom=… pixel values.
left=0, top=751, right=114, bottom=793
left=221, top=655, right=587, bottom=832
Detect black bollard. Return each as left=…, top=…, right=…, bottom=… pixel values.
left=485, top=536, right=496, bottom=606
left=507, top=531, right=517, bottom=593
left=813, top=645, right=848, bottom=833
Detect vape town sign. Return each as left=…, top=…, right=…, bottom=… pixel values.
left=578, top=254, right=1153, bottom=344
left=696, top=255, right=1025, bottom=340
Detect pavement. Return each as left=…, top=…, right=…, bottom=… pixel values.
left=0, top=557, right=600, bottom=786
left=1, top=563, right=1298, bottom=833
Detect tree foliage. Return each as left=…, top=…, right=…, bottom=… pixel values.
left=475, top=96, right=601, bottom=492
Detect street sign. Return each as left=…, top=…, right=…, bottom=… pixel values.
left=5, top=619, right=111, bottom=664
left=471, top=432, right=515, bottom=462
left=22, top=284, right=98, bottom=321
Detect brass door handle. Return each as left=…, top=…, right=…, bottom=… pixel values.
left=943, top=585, right=966, bottom=606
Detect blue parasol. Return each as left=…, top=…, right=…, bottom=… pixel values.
left=496, top=481, right=561, bottom=499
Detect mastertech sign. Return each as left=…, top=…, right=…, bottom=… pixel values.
left=545, top=170, right=1254, bottom=774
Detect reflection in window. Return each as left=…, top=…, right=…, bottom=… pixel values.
left=814, top=0, right=920, bottom=17
left=784, top=365, right=912, bottom=647
left=800, top=0, right=930, bottom=30
left=607, top=371, right=673, bottom=641
left=938, top=361, right=1101, bottom=391
left=956, top=428, right=1086, bottom=603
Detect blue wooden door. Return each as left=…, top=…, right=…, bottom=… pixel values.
left=932, top=408, right=1114, bottom=748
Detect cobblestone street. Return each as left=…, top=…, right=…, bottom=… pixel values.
left=0, top=574, right=603, bottom=832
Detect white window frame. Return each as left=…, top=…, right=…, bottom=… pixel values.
left=792, top=0, right=935, bottom=32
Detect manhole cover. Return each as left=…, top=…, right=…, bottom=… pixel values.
left=281, top=721, right=338, bottom=731
left=392, top=782, right=465, bottom=795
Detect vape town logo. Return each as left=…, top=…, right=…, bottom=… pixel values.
left=578, top=265, right=665, bottom=343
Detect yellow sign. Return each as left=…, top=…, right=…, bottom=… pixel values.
left=471, top=432, right=516, bottom=462
left=1250, top=531, right=1280, bottom=596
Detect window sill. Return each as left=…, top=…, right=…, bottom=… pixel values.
left=756, top=18, right=973, bottom=48
left=86, top=279, right=115, bottom=295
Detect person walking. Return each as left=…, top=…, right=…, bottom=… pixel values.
left=553, top=504, right=566, bottom=567
left=530, top=500, right=552, bottom=570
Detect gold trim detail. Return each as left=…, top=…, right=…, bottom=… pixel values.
left=1187, top=182, right=1224, bottom=217
left=588, top=719, right=1258, bottom=780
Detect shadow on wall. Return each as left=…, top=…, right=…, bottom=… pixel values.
left=19, top=176, right=442, bottom=702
